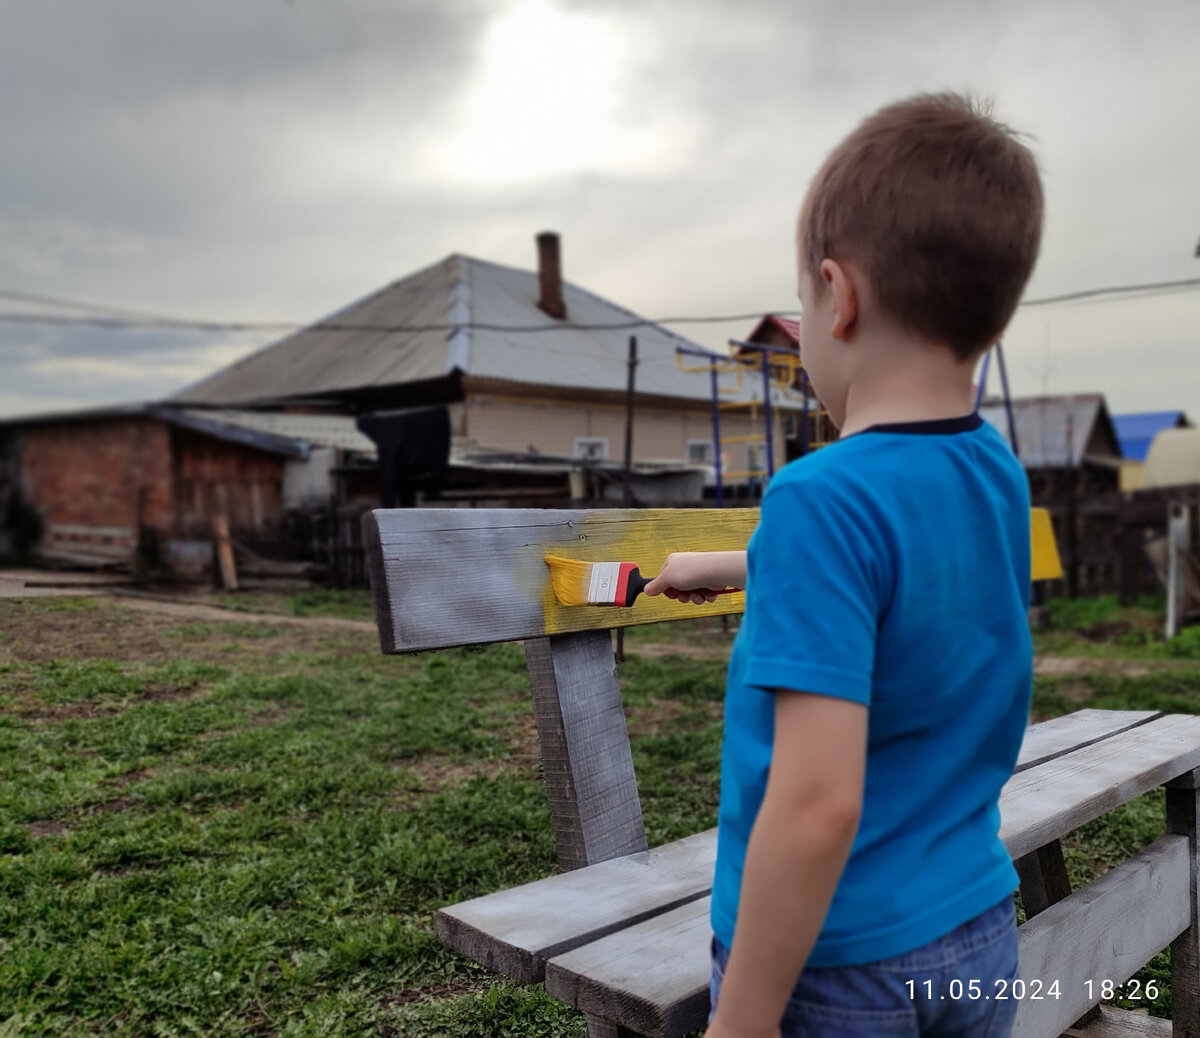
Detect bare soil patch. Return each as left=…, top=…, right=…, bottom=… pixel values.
left=0, top=598, right=370, bottom=668
left=626, top=642, right=731, bottom=662
left=1034, top=655, right=1190, bottom=678
left=29, top=819, right=70, bottom=839
left=626, top=696, right=723, bottom=738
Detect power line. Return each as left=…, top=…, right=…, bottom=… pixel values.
left=0, top=275, right=1198, bottom=338
left=0, top=287, right=181, bottom=322
left=1020, top=275, right=1200, bottom=307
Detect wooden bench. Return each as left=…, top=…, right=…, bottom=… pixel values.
left=364, top=507, right=1200, bottom=1038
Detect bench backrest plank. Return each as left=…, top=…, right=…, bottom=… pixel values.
left=364, top=508, right=755, bottom=652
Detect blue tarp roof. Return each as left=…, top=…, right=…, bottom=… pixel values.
left=1112, top=411, right=1190, bottom=462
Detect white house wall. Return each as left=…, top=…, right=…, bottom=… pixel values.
left=463, top=393, right=789, bottom=482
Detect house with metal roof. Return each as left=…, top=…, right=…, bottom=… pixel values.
left=1112, top=410, right=1191, bottom=463
left=978, top=393, right=1129, bottom=597
left=978, top=392, right=1122, bottom=472
left=1, top=234, right=804, bottom=576
left=173, top=233, right=798, bottom=486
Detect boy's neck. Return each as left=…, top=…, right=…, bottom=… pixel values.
left=836, top=337, right=980, bottom=438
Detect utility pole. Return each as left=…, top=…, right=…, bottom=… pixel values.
left=622, top=336, right=638, bottom=508
left=616, top=336, right=638, bottom=664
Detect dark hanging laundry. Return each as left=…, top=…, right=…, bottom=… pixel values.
left=356, top=406, right=451, bottom=507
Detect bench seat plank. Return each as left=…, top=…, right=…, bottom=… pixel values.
left=544, top=896, right=713, bottom=1038
left=1013, top=834, right=1190, bottom=1038
left=1000, top=714, right=1200, bottom=860
left=1015, top=709, right=1162, bottom=773
left=435, top=829, right=716, bottom=984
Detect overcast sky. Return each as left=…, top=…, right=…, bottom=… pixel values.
left=2, top=0, right=1198, bottom=422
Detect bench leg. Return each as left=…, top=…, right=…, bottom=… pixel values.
left=1015, top=840, right=1101, bottom=1030
left=525, top=631, right=648, bottom=871
left=1015, top=839, right=1071, bottom=918
left=1167, top=766, right=1200, bottom=1038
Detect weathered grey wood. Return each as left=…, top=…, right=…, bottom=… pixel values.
left=547, top=842, right=1191, bottom=1038
left=1015, top=839, right=1072, bottom=918
left=1012, top=835, right=1191, bottom=1038
left=1016, top=710, right=1162, bottom=773
left=1166, top=766, right=1200, bottom=1038
left=585, top=1019, right=640, bottom=1038
left=363, top=507, right=756, bottom=651
left=525, top=631, right=648, bottom=871
left=545, top=896, right=712, bottom=1038
left=434, top=829, right=715, bottom=983
left=432, top=716, right=1200, bottom=988
left=1000, top=715, right=1200, bottom=861
left=1063, top=1006, right=1173, bottom=1036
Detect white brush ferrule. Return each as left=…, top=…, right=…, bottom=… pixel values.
left=587, top=562, right=621, bottom=604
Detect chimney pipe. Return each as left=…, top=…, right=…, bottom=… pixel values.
left=536, top=231, right=567, bottom=320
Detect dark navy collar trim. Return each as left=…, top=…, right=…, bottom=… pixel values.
left=858, top=412, right=983, bottom=436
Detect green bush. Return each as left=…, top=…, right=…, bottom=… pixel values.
left=1166, top=624, right=1200, bottom=659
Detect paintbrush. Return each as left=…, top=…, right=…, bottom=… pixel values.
left=544, top=554, right=740, bottom=607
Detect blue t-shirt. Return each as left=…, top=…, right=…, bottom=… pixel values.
left=710, top=412, right=1033, bottom=967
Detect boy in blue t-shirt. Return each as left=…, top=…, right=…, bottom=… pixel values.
left=644, top=93, right=1043, bottom=1038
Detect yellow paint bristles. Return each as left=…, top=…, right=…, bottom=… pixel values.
left=544, top=554, right=592, bottom=606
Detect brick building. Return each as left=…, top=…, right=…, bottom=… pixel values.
left=0, top=406, right=375, bottom=574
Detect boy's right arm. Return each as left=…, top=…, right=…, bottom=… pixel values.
left=642, top=551, right=747, bottom=604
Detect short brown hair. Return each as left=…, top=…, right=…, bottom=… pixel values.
left=799, top=92, right=1043, bottom=360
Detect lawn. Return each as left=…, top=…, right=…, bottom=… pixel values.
left=0, top=590, right=1197, bottom=1035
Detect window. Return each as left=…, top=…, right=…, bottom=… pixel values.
left=686, top=440, right=714, bottom=464
left=574, top=437, right=608, bottom=461
left=746, top=441, right=767, bottom=474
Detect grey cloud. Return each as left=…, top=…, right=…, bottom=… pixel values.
left=0, top=0, right=1198, bottom=420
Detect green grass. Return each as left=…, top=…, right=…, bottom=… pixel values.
left=211, top=588, right=376, bottom=623
left=2, top=596, right=1197, bottom=1032
left=1032, top=591, right=1200, bottom=659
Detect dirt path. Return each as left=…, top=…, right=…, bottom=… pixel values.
left=0, top=570, right=375, bottom=632
left=104, top=590, right=376, bottom=632
left=1032, top=654, right=1196, bottom=677
left=0, top=569, right=131, bottom=599
left=627, top=644, right=1196, bottom=677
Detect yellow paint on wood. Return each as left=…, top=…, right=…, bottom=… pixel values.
left=539, top=509, right=758, bottom=635
left=534, top=505, right=1062, bottom=637
left=1031, top=507, right=1063, bottom=582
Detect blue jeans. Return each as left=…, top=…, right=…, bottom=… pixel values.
left=709, top=897, right=1019, bottom=1037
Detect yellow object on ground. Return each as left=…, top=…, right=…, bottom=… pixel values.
left=1031, top=508, right=1063, bottom=581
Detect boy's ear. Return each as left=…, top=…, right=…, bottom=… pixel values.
left=820, top=259, right=858, bottom=342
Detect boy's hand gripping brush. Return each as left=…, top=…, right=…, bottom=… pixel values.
left=544, top=554, right=740, bottom=607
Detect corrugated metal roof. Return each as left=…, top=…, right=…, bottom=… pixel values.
left=181, top=410, right=378, bottom=456
left=748, top=314, right=800, bottom=344
left=1112, top=411, right=1190, bottom=462
left=171, top=254, right=798, bottom=409
left=979, top=393, right=1120, bottom=467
